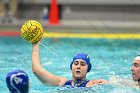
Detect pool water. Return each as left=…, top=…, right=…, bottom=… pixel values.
left=0, top=37, right=140, bottom=93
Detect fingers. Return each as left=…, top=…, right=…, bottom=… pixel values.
left=86, top=80, right=98, bottom=87
left=32, top=37, right=44, bottom=46
left=86, top=79, right=108, bottom=87
left=95, top=79, right=108, bottom=84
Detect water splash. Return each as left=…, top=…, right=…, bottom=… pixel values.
left=40, top=41, right=57, bottom=57
left=108, top=75, right=137, bottom=87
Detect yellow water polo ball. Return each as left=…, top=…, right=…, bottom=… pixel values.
left=21, top=20, right=44, bottom=44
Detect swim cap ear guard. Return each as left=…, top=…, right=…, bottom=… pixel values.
left=70, top=53, right=92, bottom=72
left=6, top=70, right=29, bottom=93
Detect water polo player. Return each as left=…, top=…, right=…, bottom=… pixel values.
left=32, top=41, right=107, bottom=87
left=131, top=55, right=140, bottom=88
left=6, top=70, right=29, bottom=93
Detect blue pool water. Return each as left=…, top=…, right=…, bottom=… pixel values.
left=0, top=37, right=140, bottom=93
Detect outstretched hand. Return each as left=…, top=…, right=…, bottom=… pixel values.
left=86, top=79, right=108, bottom=87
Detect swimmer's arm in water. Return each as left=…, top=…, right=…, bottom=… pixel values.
left=86, top=79, right=108, bottom=87
left=32, top=42, right=67, bottom=86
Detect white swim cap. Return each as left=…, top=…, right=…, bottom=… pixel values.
left=134, top=55, right=140, bottom=60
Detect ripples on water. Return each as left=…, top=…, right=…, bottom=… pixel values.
left=0, top=37, right=140, bottom=93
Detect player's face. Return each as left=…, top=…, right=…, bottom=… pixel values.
left=72, top=59, right=88, bottom=80
left=131, top=59, right=140, bottom=81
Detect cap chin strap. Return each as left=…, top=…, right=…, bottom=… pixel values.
left=74, top=79, right=85, bottom=87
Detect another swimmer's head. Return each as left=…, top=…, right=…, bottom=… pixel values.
left=70, top=53, right=92, bottom=72
left=131, top=55, right=140, bottom=82
left=6, top=70, right=29, bottom=93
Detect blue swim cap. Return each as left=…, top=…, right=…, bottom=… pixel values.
left=6, top=70, right=29, bottom=93
left=70, top=53, right=92, bottom=72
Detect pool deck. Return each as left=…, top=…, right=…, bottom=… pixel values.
left=0, top=20, right=140, bottom=38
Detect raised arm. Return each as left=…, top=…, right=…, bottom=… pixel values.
left=32, top=41, right=67, bottom=86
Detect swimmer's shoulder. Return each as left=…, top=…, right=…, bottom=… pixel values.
left=58, top=76, right=67, bottom=86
